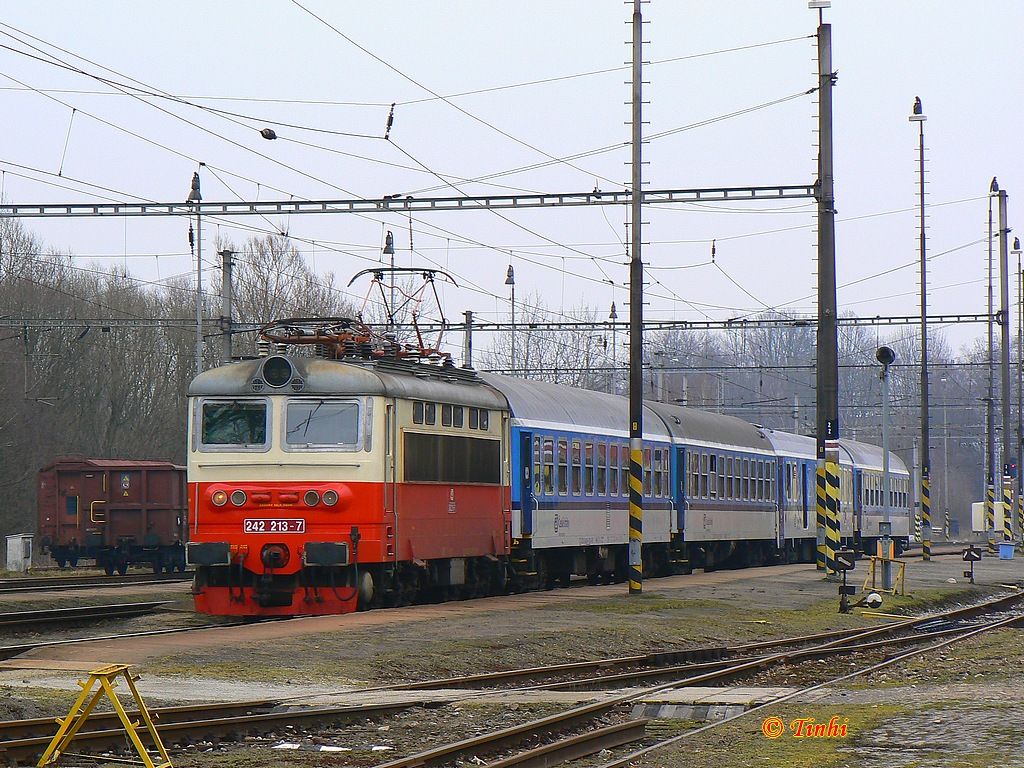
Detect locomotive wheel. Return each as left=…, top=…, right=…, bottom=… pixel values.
left=356, top=571, right=375, bottom=611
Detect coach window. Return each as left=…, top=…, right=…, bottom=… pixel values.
left=199, top=398, right=269, bottom=451
left=469, top=408, right=479, bottom=429
left=543, top=437, right=555, bottom=495
left=715, top=454, right=724, bottom=499
left=642, top=448, right=652, bottom=496
left=689, top=454, right=698, bottom=497
left=609, top=444, right=619, bottom=495
left=557, top=439, right=568, bottom=495
left=452, top=406, right=464, bottom=428
left=727, top=456, right=736, bottom=500
left=285, top=398, right=361, bottom=450
left=424, top=402, right=436, bottom=425
left=597, top=443, right=607, bottom=496
left=442, top=404, right=453, bottom=427
left=768, top=462, right=775, bottom=500
left=621, top=445, right=629, bottom=497
left=707, top=454, right=716, bottom=497
left=571, top=440, right=582, bottom=495
left=533, top=437, right=542, bottom=495
left=413, top=401, right=424, bottom=424
left=584, top=442, right=595, bottom=495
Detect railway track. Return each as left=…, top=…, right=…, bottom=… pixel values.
left=0, top=602, right=173, bottom=630
left=1, top=591, right=1019, bottom=766
left=0, top=620, right=245, bottom=661
left=0, top=699, right=418, bottom=763
left=0, top=572, right=193, bottom=594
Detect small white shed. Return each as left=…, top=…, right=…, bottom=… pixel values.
left=5, top=534, right=33, bottom=572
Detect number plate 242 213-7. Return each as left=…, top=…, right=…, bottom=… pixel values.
left=243, top=518, right=306, bottom=534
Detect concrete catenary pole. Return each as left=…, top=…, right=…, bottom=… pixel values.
left=627, top=0, right=644, bottom=595
left=815, top=18, right=840, bottom=577
left=909, top=98, right=931, bottom=561
left=997, top=189, right=1014, bottom=539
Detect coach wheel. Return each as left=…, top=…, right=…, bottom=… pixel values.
left=116, top=560, right=128, bottom=576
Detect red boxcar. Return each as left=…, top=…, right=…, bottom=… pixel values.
left=37, top=458, right=188, bottom=574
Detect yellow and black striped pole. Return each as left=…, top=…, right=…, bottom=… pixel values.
left=1002, top=476, right=1013, bottom=541
left=628, top=442, right=643, bottom=593
left=920, top=469, right=931, bottom=561
left=986, top=483, right=997, bottom=554
left=815, top=464, right=827, bottom=571
left=824, top=443, right=841, bottom=576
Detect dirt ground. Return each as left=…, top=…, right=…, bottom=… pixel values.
left=2, top=549, right=1023, bottom=767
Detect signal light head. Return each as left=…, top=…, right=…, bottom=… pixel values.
left=230, top=490, right=247, bottom=507
left=211, top=490, right=228, bottom=507
left=303, top=490, right=320, bottom=507
left=322, top=489, right=339, bottom=507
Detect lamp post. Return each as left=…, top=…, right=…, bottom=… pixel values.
left=877, top=345, right=896, bottom=590
left=505, top=264, right=515, bottom=374
left=609, top=301, right=618, bottom=394
left=909, top=96, right=931, bottom=561
left=187, top=171, right=202, bottom=375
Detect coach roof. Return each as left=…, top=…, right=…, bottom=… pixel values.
left=480, top=373, right=671, bottom=438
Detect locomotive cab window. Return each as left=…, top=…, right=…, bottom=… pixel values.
left=284, top=398, right=362, bottom=450
left=198, top=398, right=269, bottom=450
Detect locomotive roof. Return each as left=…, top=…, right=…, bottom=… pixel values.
left=189, top=356, right=508, bottom=410
left=479, top=373, right=670, bottom=438
left=646, top=401, right=775, bottom=453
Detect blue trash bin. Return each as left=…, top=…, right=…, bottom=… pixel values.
left=999, top=541, right=1015, bottom=560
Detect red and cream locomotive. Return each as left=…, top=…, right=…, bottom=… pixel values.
left=186, top=319, right=511, bottom=616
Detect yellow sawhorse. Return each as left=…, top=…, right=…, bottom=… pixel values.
left=861, top=556, right=906, bottom=596
left=37, top=663, right=172, bottom=768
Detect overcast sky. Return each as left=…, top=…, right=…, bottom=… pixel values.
left=1, top=1, right=1022, bottom=360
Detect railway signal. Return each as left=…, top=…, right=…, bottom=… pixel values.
left=963, top=545, right=982, bottom=584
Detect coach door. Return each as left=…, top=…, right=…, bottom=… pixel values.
left=674, top=446, right=686, bottom=535
left=516, top=431, right=534, bottom=541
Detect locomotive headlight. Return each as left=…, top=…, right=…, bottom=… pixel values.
left=303, top=490, right=320, bottom=507
left=211, top=490, right=228, bottom=507
left=322, top=489, right=339, bottom=507
left=230, top=490, right=247, bottom=507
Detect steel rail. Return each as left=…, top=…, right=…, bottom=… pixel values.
left=0, top=620, right=246, bottom=661
left=0, top=700, right=281, bottom=740
left=0, top=602, right=172, bottom=628
left=484, top=719, right=649, bottom=768
left=0, top=573, right=193, bottom=594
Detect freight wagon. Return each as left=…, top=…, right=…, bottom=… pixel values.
left=38, top=457, right=187, bottom=574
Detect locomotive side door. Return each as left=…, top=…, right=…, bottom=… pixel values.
left=385, top=399, right=398, bottom=562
